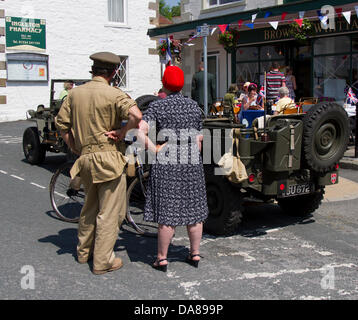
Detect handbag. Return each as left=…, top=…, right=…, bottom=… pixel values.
left=218, top=129, right=248, bottom=184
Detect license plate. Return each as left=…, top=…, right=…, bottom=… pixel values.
left=278, top=182, right=312, bottom=198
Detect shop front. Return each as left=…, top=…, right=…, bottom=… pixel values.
left=235, top=15, right=358, bottom=104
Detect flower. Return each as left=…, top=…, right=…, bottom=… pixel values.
left=218, top=28, right=240, bottom=52
left=157, top=39, right=182, bottom=58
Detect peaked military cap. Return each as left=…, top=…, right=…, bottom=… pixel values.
left=90, top=52, right=121, bottom=69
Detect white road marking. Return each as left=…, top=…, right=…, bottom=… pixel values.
left=30, top=182, right=46, bottom=189
left=10, top=174, right=25, bottom=181
left=54, top=191, right=68, bottom=199
left=0, top=134, right=22, bottom=144
left=0, top=170, right=8, bottom=174
left=178, top=281, right=204, bottom=300
left=218, top=251, right=256, bottom=262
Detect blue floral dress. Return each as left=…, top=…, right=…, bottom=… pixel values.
left=142, top=93, right=209, bottom=226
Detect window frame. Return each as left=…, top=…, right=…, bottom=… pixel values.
left=113, top=55, right=129, bottom=89
left=205, top=0, right=245, bottom=9
left=105, top=0, right=128, bottom=28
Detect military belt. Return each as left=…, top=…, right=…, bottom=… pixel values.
left=81, top=143, right=120, bottom=155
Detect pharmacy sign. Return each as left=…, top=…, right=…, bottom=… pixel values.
left=5, top=16, right=46, bottom=52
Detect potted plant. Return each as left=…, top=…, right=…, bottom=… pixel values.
left=218, top=28, right=240, bottom=53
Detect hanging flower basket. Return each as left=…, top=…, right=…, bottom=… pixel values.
left=157, top=39, right=182, bottom=61
left=218, top=28, right=240, bottom=53
left=289, top=19, right=314, bottom=43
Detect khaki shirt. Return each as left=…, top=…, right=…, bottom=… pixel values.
left=55, top=76, right=136, bottom=183
left=275, top=97, right=296, bottom=114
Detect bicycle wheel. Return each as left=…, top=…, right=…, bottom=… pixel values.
left=125, top=170, right=157, bottom=237
left=49, top=161, right=84, bottom=222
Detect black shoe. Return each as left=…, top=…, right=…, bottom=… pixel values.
left=185, top=254, right=202, bottom=268
left=152, top=258, right=168, bottom=272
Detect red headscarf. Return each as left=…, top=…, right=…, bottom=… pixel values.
left=162, top=66, right=184, bottom=92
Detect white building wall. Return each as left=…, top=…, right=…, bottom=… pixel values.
left=0, top=0, right=161, bottom=122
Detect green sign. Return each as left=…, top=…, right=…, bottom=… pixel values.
left=5, top=16, right=46, bottom=51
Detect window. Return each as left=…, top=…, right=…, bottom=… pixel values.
left=107, top=0, right=126, bottom=24
left=314, top=36, right=350, bottom=55
left=207, top=0, right=243, bottom=7
left=113, top=56, right=128, bottom=88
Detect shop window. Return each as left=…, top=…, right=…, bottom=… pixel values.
left=236, top=62, right=259, bottom=85
left=6, top=53, right=48, bottom=82
left=113, top=55, right=128, bottom=88
left=260, top=45, right=285, bottom=60
left=314, top=55, right=350, bottom=103
left=236, top=47, right=259, bottom=62
left=107, top=0, right=127, bottom=25
left=352, top=35, right=358, bottom=52
left=351, top=54, right=358, bottom=91
left=314, top=36, right=350, bottom=55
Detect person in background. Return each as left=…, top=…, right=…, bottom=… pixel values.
left=242, top=83, right=264, bottom=111
left=285, top=67, right=297, bottom=101
left=157, top=88, right=167, bottom=99
left=59, top=80, right=74, bottom=100
left=223, top=84, right=239, bottom=108
left=274, top=87, right=296, bottom=115
left=266, top=62, right=286, bottom=102
left=191, top=61, right=216, bottom=112
left=238, top=81, right=251, bottom=102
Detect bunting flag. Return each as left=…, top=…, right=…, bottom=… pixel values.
left=269, top=21, right=279, bottom=30
left=245, top=23, right=254, bottom=29
left=264, top=11, right=272, bottom=18
left=299, top=11, right=305, bottom=19
left=317, top=10, right=323, bottom=20
left=218, top=24, right=228, bottom=33
left=281, top=12, right=287, bottom=21
left=238, top=19, right=243, bottom=29
left=252, top=13, right=257, bottom=23
left=294, top=18, right=304, bottom=27
left=165, top=36, right=172, bottom=65
left=317, top=9, right=328, bottom=26
left=335, top=8, right=342, bottom=18
left=343, top=11, right=351, bottom=24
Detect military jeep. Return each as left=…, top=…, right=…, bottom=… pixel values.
left=23, top=79, right=89, bottom=164
left=135, top=95, right=349, bottom=236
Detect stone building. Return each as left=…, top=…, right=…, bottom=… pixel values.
left=0, top=0, right=162, bottom=122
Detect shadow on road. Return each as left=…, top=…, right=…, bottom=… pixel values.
left=38, top=228, right=78, bottom=260
left=237, top=202, right=315, bottom=237
left=37, top=203, right=316, bottom=268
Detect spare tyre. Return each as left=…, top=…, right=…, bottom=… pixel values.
left=135, top=95, right=160, bottom=113
left=302, top=102, right=349, bottom=173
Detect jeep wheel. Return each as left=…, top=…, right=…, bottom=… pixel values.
left=277, top=187, right=325, bottom=217
left=135, top=95, right=160, bottom=113
left=303, top=102, right=349, bottom=173
left=23, top=127, right=46, bottom=165
left=204, top=173, right=243, bottom=236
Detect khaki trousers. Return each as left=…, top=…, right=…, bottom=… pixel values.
left=77, top=158, right=127, bottom=270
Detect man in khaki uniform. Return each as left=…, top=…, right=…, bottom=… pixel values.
left=55, top=52, right=142, bottom=275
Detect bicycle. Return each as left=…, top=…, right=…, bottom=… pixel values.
left=48, top=147, right=156, bottom=236
left=49, top=160, right=84, bottom=223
